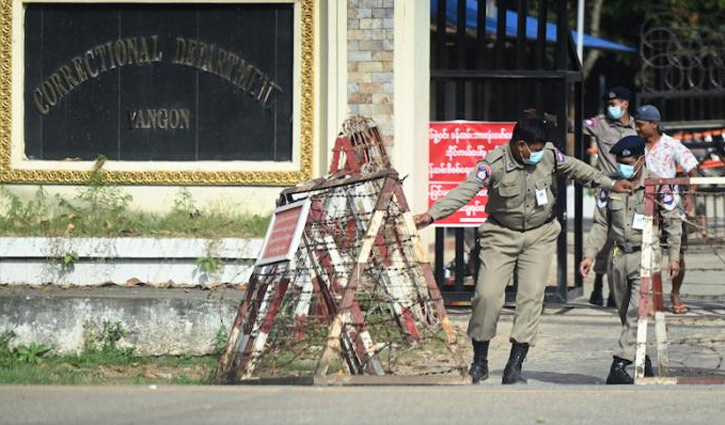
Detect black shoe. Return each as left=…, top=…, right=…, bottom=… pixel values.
left=589, top=290, right=604, bottom=306
left=469, top=340, right=489, bottom=384
left=502, top=341, right=529, bottom=385
left=589, top=275, right=604, bottom=306
left=645, top=355, right=655, bottom=377
left=470, top=363, right=488, bottom=384
left=606, top=356, right=634, bottom=385
left=606, top=294, right=617, bottom=309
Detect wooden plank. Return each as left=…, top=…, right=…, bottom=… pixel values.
left=238, top=376, right=316, bottom=386
left=315, top=311, right=350, bottom=377
left=395, top=190, right=466, bottom=375
left=315, top=374, right=470, bottom=386
left=237, top=374, right=470, bottom=386
left=677, top=376, right=725, bottom=385
left=635, top=377, right=678, bottom=386
left=635, top=185, right=657, bottom=382
left=242, top=276, right=292, bottom=379
left=281, top=170, right=396, bottom=197
left=315, top=192, right=390, bottom=377
left=349, top=180, right=419, bottom=334
left=358, top=210, right=385, bottom=265
left=215, top=268, right=260, bottom=383
left=655, top=311, right=670, bottom=376
left=634, top=313, right=649, bottom=381
left=229, top=265, right=282, bottom=381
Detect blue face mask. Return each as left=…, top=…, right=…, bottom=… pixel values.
left=522, top=143, right=544, bottom=165
left=617, top=159, right=641, bottom=179
left=608, top=105, right=624, bottom=120
left=617, top=163, right=635, bottom=179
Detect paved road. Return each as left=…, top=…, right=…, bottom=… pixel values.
left=3, top=239, right=724, bottom=425
left=2, top=384, right=725, bottom=425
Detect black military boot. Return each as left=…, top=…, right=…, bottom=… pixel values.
left=606, top=293, right=617, bottom=309
left=589, top=274, right=604, bottom=306
left=606, top=356, right=634, bottom=384
left=469, top=340, right=489, bottom=384
left=645, top=355, right=655, bottom=377
left=502, top=341, right=529, bottom=384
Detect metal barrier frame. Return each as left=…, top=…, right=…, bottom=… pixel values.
left=636, top=176, right=725, bottom=385
left=431, top=0, right=586, bottom=305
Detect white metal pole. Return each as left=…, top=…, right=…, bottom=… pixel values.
left=576, top=0, right=585, bottom=63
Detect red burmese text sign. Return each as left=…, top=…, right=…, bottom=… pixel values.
left=257, top=200, right=310, bottom=266
left=428, top=121, right=514, bottom=227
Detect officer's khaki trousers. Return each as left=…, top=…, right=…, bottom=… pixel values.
left=609, top=249, right=641, bottom=361
left=467, top=219, right=561, bottom=345
left=593, top=238, right=614, bottom=275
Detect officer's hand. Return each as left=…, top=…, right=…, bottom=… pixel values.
left=579, top=257, right=593, bottom=277
left=612, top=179, right=634, bottom=194
left=668, top=259, right=681, bottom=280
left=414, top=213, right=434, bottom=229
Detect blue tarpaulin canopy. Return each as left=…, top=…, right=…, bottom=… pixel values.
left=434, top=0, right=636, bottom=53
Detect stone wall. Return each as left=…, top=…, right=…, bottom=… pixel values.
left=347, top=0, right=395, bottom=145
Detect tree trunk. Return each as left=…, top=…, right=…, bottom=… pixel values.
left=582, top=0, right=605, bottom=77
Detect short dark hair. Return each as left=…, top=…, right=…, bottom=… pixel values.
left=511, top=116, right=548, bottom=145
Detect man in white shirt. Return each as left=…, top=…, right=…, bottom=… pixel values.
left=635, top=105, right=699, bottom=314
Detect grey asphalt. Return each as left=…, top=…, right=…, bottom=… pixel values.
left=2, top=384, right=725, bottom=425
left=3, top=305, right=725, bottom=425
left=3, top=236, right=724, bottom=425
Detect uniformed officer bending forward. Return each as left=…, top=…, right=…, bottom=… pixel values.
left=580, top=135, right=681, bottom=384
left=415, top=116, right=633, bottom=384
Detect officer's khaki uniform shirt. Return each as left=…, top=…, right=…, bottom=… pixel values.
left=584, top=114, right=637, bottom=175
left=427, top=142, right=615, bottom=231
left=584, top=169, right=682, bottom=261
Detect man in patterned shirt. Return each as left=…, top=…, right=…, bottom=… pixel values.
left=635, top=105, right=699, bottom=314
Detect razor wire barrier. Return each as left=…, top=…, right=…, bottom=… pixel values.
left=636, top=176, right=725, bottom=384
left=215, top=117, right=467, bottom=385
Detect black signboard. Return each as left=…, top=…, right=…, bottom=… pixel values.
left=24, top=3, right=293, bottom=162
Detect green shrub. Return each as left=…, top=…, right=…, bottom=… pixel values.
left=0, top=159, right=270, bottom=238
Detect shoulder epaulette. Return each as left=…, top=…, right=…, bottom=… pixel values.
left=483, top=145, right=505, bottom=164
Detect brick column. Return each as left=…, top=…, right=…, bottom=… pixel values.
left=347, top=0, right=394, bottom=145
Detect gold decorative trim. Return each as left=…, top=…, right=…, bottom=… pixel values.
left=0, top=0, right=314, bottom=186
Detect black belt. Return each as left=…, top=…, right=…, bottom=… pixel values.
left=487, top=215, right=556, bottom=232
left=616, top=242, right=641, bottom=253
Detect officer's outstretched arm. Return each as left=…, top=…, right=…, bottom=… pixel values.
left=551, top=148, right=614, bottom=190
left=424, top=162, right=489, bottom=223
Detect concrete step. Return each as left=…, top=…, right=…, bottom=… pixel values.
left=0, top=286, right=243, bottom=355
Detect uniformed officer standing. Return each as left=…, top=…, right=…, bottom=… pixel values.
left=580, top=135, right=681, bottom=384
left=415, top=116, right=633, bottom=384
left=583, top=86, right=638, bottom=307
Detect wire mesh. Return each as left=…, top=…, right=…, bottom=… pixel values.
left=217, top=118, right=464, bottom=383
left=643, top=180, right=725, bottom=380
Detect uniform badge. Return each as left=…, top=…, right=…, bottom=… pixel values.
left=475, top=163, right=492, bottom=182
left=660, top=187, right=676, bottom=211
left=585, top=117, right=598, bottom=128
left=554, top=147, right=567, bottom=164
left=597, top=189, right=609, bottom=209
